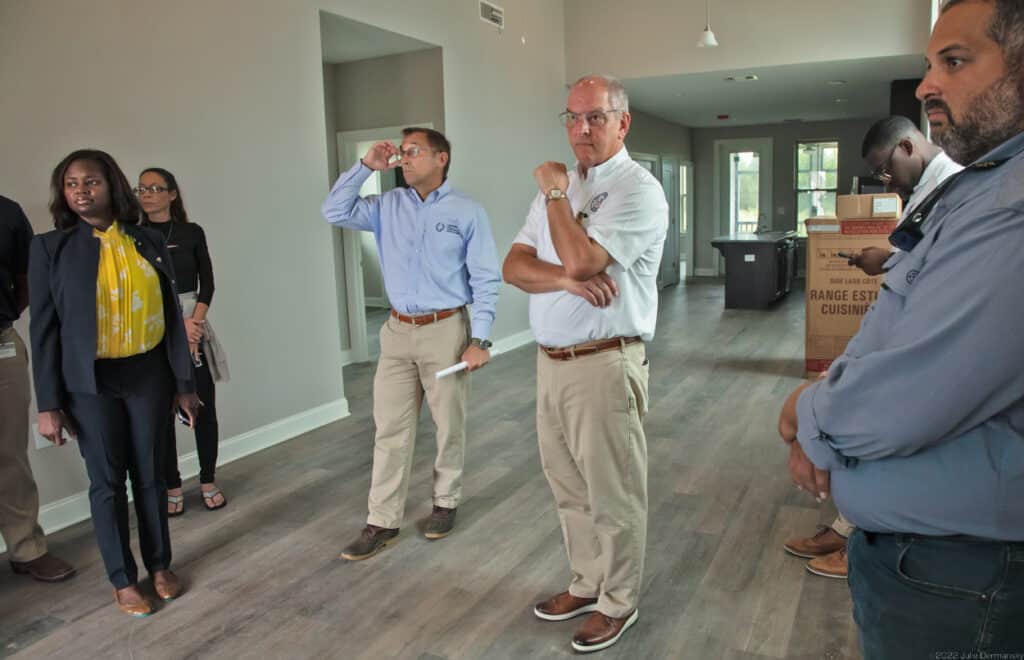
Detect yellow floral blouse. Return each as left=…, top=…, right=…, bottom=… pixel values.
left=94, top=222, right=165, bottom=358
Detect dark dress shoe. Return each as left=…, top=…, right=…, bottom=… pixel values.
left=423, top=506, right=457, bottom=539
left=572, top=609, right=639, bottom=653
left=339, top=525, right=399, bottom=560
left=10, top=553, right=76, bottom=582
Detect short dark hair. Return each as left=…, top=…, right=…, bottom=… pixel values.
left=49, top=149, right=140, bottom=231
left=941, top=0, right=1024, bottom=73
left=403, top=127, right=451, bottom=180
left=140, top=167, right=190, bottom=223
left=861, top=116, right=921, bottom=157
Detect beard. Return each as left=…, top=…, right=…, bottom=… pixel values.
left=928, top=73, right=1024, bottom=165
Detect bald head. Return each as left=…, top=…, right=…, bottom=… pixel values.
left=571, top=75, right=630, bottom=113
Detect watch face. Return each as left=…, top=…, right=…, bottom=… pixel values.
left=548, top=189, right=564, bottom=200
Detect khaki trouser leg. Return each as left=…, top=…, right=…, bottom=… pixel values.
left=367, top=316, right=423, bottom=529
left=0, top=327, right=47, bottom=562
left=537, top=342, right=649, bottom=619
left=832, top=513, right=856, bottom=538
left=415, top=313, right=469, bottom=509
left=366, top=312, right=470, bottom=528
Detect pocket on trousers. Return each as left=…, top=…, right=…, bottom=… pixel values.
left=895, top=538, right=994, bottom=600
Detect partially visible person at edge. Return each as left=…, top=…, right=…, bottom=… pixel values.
left=138, top=167, right=230, bottom=516
left=0, top=194, right=75, bottom=583
left=778, top=1, right=1024, bottom=657
left=29, top=149, right=199, bottom=617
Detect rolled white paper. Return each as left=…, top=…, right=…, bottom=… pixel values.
left=435, top=361, right=469, bottom=379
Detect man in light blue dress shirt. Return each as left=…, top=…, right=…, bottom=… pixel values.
left=322, top=127, right=501, bottom=560
left=778, top=1, right=1024, bottom=656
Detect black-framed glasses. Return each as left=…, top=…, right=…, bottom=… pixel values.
left=133, top=185, right=170, bottom=195
left=559, top=109, right=624, bottom=128
left=870, top=143, right=900, bottom=181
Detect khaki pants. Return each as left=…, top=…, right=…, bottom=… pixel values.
left=832, top=513, right=855, bottom=538
left=0, top=327, right=47, bottom=562
left=366, top=311, right=470, bottom=529
left=536, top=341, right=649, bottom=619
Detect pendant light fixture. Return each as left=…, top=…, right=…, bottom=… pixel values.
left=697, top=0, right=719, bottom=48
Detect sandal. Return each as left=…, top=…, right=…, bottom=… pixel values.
left=202, top=486, right=227, bottom=511
left=167, top=494, right=185, bottom=517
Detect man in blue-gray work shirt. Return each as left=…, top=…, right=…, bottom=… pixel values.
left=322, top=127, right=501, bottom=560
left=779, top=0, right=1024, bottom=657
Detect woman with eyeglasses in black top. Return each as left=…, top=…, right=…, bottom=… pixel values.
left=137, top=168, right=230, bottom=515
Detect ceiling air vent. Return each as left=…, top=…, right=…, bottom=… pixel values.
left=480, top=1, right=505, bottom=29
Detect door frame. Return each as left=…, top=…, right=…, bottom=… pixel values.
left=660, top=154, right=681, bottom=288
left=335, top=122, right=433, bottom=364
left=682, top=160, right=695, bottom=279
left=712, top=137, right=773, bottom=274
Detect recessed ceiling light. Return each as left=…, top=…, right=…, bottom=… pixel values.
left=826, top=80, right=847, bottom=86
left=724, top=74, right=759, bottom=82
left=834, top=98, right=849, bottom=103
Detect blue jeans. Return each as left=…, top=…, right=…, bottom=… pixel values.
left=847, top=529, right=1024, bottom=660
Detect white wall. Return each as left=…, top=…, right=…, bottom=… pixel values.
left=564, top=0, right=931, bottom=81
left=627, top=109, right=693, bottom=162
left=0, top=0, right=569, bottom=538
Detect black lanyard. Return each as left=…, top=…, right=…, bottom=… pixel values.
left=889, top=158, right=1007, bottom=252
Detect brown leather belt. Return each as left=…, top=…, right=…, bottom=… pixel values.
left=541, top=336, right=642, bottom=361
left=391, top=307, right=462, bottom=327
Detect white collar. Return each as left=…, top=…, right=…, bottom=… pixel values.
left=575, top=146, right=630, bottom=185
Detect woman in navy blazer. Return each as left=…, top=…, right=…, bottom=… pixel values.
left=29, top=149, right=199, bottom=617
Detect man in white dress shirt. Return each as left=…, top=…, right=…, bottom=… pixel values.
left=503, top=74, right=667, bottom=653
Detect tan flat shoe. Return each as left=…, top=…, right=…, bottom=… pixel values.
left=152, top=570, right=182, bottom=601
left=114, top=587, right=153, bottom=618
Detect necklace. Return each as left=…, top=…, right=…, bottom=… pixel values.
left=148, top=219, right=174, bottom=245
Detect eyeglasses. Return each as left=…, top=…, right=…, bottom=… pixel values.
left=133, top=185, right=170, bottom=195
left=399, top=146, right=435, bottom=159
left=870, top=143, right=900, bottom=181
left=559, top=109, right=624, bottom=128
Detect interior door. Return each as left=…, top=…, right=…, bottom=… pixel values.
left=713, top=138, right=773, bottom=273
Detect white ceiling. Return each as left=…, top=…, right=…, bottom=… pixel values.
left=319, top=11, right=436, bottom=64
left=625, top=55, right=926, bottom=128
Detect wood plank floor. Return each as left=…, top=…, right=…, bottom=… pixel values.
left=0, top=282, right=861, bottom=660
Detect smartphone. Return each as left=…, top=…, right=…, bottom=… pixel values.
left=176, top=400, right=204, bottom=428
left=837, top=251, right=856, bottom=260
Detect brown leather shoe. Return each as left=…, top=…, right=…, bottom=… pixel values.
left=339, top=525, right=399, bottom=561
left=533, top=591, right=599, bottom=621
left=152, top=570, right=182, bottom=601
left=114, top=586, right=153, bottom=618
left=571, top=609, right=639, bottom=653
left=9, top=553, right=76, bottom=582
left=806, top=546, right=848, bottom=579
left=423, top=506, right=457, bottom=540
left=783, top=525, right=847, bottom=559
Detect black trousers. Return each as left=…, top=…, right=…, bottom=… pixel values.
left=164, top=346, right=219, bottom=487
left=66, top=347, right=175, bottom=589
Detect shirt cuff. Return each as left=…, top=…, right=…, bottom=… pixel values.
left=795, top=383, right=855, bottom=472
left=471, top=318, right=493, bottom=342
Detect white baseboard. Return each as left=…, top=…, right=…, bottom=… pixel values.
left=490, top=328, right=535, bottom=357
left=694, top=267, right=719, bottom=277
left=0, top=398, right=349, bottom=556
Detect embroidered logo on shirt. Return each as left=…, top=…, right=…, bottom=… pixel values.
left=436, top=222, right=462, bottom=238
left=906, top=269, right=919, bottom=285
left=589, top=192, right=609, bottom=213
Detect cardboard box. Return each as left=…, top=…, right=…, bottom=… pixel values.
left=836, top=193, right=903, bottom=219
left=804, top=215, right=898, bottom=376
